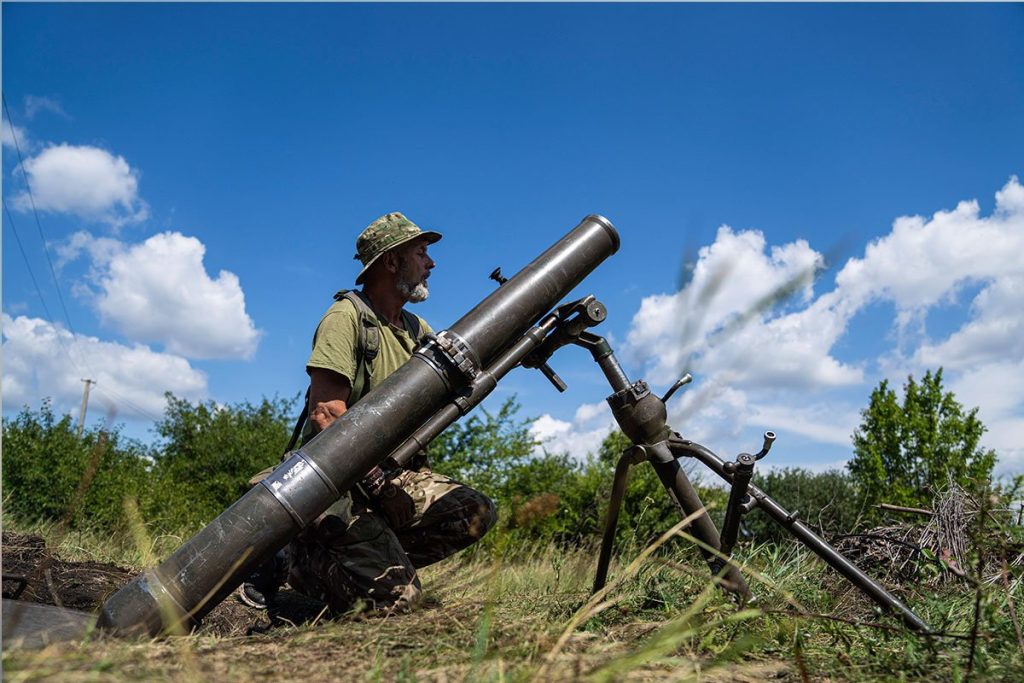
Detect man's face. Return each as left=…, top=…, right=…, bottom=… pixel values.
left=393, top=238, right=435, bottom=303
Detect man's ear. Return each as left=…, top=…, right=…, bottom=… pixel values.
left=382, top=250, right=400, bottom=274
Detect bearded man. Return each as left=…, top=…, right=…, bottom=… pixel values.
left=242, top=212, right=496, bottom=617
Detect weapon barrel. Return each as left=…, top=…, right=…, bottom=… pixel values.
left=96, top=215, right=619, bottom=636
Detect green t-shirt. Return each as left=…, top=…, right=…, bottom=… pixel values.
left=306, top=296, right=433, bottom=399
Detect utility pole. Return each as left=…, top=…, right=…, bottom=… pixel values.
left=78, top=378, right=96, bottom=437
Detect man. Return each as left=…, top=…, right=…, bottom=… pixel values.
left=243, top=212, right=496, bottom=617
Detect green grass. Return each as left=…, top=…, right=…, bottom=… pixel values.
left=3, top=517, right=1023, bottom=682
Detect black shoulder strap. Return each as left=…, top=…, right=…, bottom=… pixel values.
left=400, top=309, right=427, bottom=345
left=284, top=291, right=376, bottom=455
left=284, top=292, right=424, bottom=456
left=283, top=386, right=310, bottom=455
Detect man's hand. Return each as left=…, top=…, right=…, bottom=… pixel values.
left=362, top=466, right=416, bottom=529
left=310, top=399, right=347, bottom=432
left=308, top=368, right=352, bottom=433
left=374, top=482, right=417, bottom=529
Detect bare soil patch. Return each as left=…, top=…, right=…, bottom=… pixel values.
left=1, top=531, right=322, bottom=638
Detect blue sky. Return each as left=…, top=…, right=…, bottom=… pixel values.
left=3, top=3, right=1023, bottom=477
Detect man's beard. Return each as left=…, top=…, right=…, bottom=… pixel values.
left=397, top=279, right=429, bottom=303
left=397, top=258, right=429, bottom=303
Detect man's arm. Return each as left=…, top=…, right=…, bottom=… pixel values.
left=308, top=367, right=352, bottom=433
left=308, top=365, right=414, bottom=527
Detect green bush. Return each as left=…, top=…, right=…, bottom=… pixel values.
left=745, top=467, right=860, bottom=543
left=1, top=400, right=151, bottom=530
left=144, top=393, right=296, bottom=532
left=6, top=393, right=870, bottom=558
left=849, top=368, right=997, bottom=516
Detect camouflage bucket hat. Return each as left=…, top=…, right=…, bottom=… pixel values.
left=353, top=212, right=442, bottom=285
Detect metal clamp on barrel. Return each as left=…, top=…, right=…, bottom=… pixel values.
left=261, top=450, right=340, bottom=528
left=415, top=330, right=482, bottom=389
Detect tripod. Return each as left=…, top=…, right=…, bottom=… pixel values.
left=524, top=295, right=929, bottom=633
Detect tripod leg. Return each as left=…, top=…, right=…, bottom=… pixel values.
left=672, top=438, right=929, bottom=632
left=649, top=454, right=752, bottom=601
left=756, top=490, right=930, bottom=632
left=593, top=452, right=634, bottom=592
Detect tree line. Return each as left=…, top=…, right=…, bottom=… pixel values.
left=1, top=369, right=1009, bottom=549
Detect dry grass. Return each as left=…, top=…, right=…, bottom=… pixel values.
left=4, top=513, right=1024, bottom=682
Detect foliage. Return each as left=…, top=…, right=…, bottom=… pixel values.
left=428, top=397, right=540, bottom=500
left=746, top=467, right=860, bottom=543
left=428, top=398, right=599, bottom=542
left=7, top=377, right=1001, bottom=559
left=848, top=369, right=997, bottom=515
left=1, top=394, right=296, bottom=535
left=1, top=400, right=151, bottom=531
left=7, top=391, right=1024, bottom=681
left=145, top=393, right=296, bottom=532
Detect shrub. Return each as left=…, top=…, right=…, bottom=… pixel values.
left=1, top=400, right=151, bottom=531
left=144, top=393, right=296, bottom=532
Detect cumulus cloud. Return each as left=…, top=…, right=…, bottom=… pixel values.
left=11, top=143, right=148, bottom=227
left=2, top=314, right=207, bottom=420
left=530, top=400, right=614, bottom=462
left=60, top=231, right=262, bottom=360
left=915, top=275, right=1024, bottom=370
left=746, top=403, right=859, bottom=447
left=835, top=183, right=1024, bottom=325
left=607, top=177, right=1024, bottom=474
left=624, top=225, right=853, bottom=391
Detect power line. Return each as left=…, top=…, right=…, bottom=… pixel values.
left=91, top=383, right=164, bottom=424
left=3, top=199, right=90, bottom=382
left=3, top=93, right=78, bottom=337
left=3, top=96, right=163, bottom=425
left=4, top=200, right=56, bottom=323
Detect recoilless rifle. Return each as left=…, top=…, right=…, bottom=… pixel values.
left=98, top=215, right=929, bottom=636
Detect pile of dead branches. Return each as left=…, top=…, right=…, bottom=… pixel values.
left=833, top=483, right=1024, bottom=588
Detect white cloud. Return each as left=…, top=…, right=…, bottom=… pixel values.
left=624, top=225, right=854, bottom=391
left=669, top=380, right=750, bottom=446
left=531, top=399, right=615, bottom=462
left=747, top=403, right=859, bottom=448
left=11, top=144, right=148, bottom=227
left=2, top=118, right=28, bottom=149
left=24, top=95, right=70, bottom=121
left=574, top=400, right=610, bottom=424
left=530, top=415, right=612, bottom=462
left=606, top=176, right=1024, bottom=476
left=60, top=231, right=262, bottom=360
left=2, top=314, right=207, bottom=420
left=945, top=360, right=1024, bottom=479
left=915, top=275, right=1024, bottom=370
left=834, top=181, right=1024, bottom=319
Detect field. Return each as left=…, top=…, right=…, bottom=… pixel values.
left=3, top=513, right=1023, bottom=683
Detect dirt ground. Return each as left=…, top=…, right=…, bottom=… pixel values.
left=0, top=530, right=311, bottom=638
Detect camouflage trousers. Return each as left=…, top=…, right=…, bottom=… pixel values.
left=286, top=469, right=496, bottom=614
